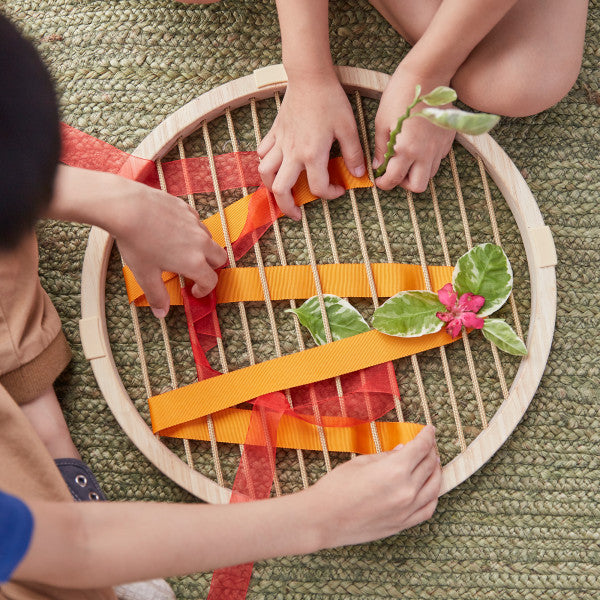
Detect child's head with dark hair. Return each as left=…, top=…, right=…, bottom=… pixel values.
left=0, top=14, right=60, bottom=251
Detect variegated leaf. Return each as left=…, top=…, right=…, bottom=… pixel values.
left=452, top=243, right=513, bottom=317
left=287, top=294, right=370, bottom=346
left=417, top=107, right=500, bottom=135
left=372, top=291, right=445, bottom=337
left=482, top=318, right=527, bottom=355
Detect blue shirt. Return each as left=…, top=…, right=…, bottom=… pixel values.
left=0, top=489, right=33, bottom=583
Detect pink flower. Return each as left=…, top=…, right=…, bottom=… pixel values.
left=436, top=283, right=485, bottom=338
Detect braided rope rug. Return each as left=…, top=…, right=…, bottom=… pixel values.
left=4, top=0, right=599, bottom=597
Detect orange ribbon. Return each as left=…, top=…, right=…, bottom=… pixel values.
left=161, top=407, right=424, bottom=453
left=149, top=327, right=456, bottom=435
left=124, top=262, right=454, bottom=307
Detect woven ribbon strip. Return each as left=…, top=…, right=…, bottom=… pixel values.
left=149, top=325, right=455, bottom=434
left=61, top=122, right=262, bottom=194
left=124, top=262, right=453, bottom=307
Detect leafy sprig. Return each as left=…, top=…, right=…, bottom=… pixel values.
left=374, top=85, right=500, bottom=178
left=288, top=244, right=527, bottom=356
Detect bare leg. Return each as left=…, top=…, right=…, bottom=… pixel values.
left=20, top=387, right=81, bottom=460
left=369, top=0, right=588, bottom=116
left=369, top=0, right=441, bottom=45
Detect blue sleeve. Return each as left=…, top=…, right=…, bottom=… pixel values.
left=0, top=489, right=34, bottom=583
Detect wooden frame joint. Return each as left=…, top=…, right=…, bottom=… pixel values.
left=528, top=226, right=557, bottom=268
left=254, top=64, right=288, bottom=89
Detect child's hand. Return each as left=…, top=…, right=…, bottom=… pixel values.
left=305, top=425, right=441, bottom=549
left=257, top=77, right=366, bottom=220
left=373, top=67, right=455, bottom=193
left=115, top=185, right=227, bottom=318
left=50, top=166, right=227, bottom=319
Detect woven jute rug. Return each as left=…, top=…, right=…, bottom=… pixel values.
left=3, top=1, right=599, bottom=598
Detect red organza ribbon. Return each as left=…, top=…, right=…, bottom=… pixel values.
left=60, top=123, right=260, bottom=194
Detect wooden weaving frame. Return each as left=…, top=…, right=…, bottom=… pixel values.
left=79, top=65, right=556, bottom=504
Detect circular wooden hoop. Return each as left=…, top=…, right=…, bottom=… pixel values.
left=80, top=66, right=556, bottom=503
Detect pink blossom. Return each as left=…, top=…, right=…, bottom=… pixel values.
left=436, top=283, right=485, bottom=337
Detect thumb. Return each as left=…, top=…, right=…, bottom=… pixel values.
left=337, top=126, right=366, bottom=178
left=372, top=122, right=391, bottom=172
left=135, top=269, right=171, bottom=319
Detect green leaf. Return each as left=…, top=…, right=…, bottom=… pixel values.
left=482, top=319, right=527, bottom=355
left=421, top=86, right=457, bottom=107
left=453, top=243, right=513, bottom=317
left=416, top=107, right=500, bottom=135
left=372, top=291, right=445, bottom=337
left=287, top=294, right=370, bottom=346
left=411, top=84, right=422, bottom=106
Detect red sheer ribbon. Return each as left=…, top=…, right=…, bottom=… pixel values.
left=183, top=276, right=400, bottom=600
left=60, top=123, right=261, bottom=194
left=206, top=394, right=284, bottom=600
left=174, top=136, right=397, bottom=598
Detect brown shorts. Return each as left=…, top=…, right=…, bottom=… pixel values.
left=0, top=233, right=115, bottom=600
left=0, top=234, right=71, bottom=403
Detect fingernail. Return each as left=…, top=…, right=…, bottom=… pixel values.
left=350, top=164, right=366, bottom=178
left=372, top=157, right=382, bottom=169
left=151, top=307, right=168, bottom=319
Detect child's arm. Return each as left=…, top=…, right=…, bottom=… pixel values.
left=257, top=0, right=365, bottom=219
left=13, top=426, right=440, bottom=588
left=374, top=0, right=519, bottom=192
left=48, top=165, right=227, bottom=318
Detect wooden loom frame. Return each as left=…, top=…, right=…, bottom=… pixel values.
left=79, top=65, right=557, bottom=505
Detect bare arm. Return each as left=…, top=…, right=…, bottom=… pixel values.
left=48, top=165, right=226, bottom=317
left=13, top=427, right=440, bottom=589
left=257, top=0, right=365, bottom=218
left=276, top=0, right=334, bottom=82
left=401, top=0, right=520, bottom=81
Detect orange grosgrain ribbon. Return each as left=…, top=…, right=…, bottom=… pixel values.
left=149, top=327, right=457, bottom=435
left=124, top=263, right=454, bottom=307
left=160, top=408, right=424, bottom=453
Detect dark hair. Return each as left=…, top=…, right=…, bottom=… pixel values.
left=0, top=14, right=60, bottom=251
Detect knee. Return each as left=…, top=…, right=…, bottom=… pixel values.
left=453, top=52, right=583, bottom=118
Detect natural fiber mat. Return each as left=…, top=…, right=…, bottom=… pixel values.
left=4, top=0, right=599, bottom=597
